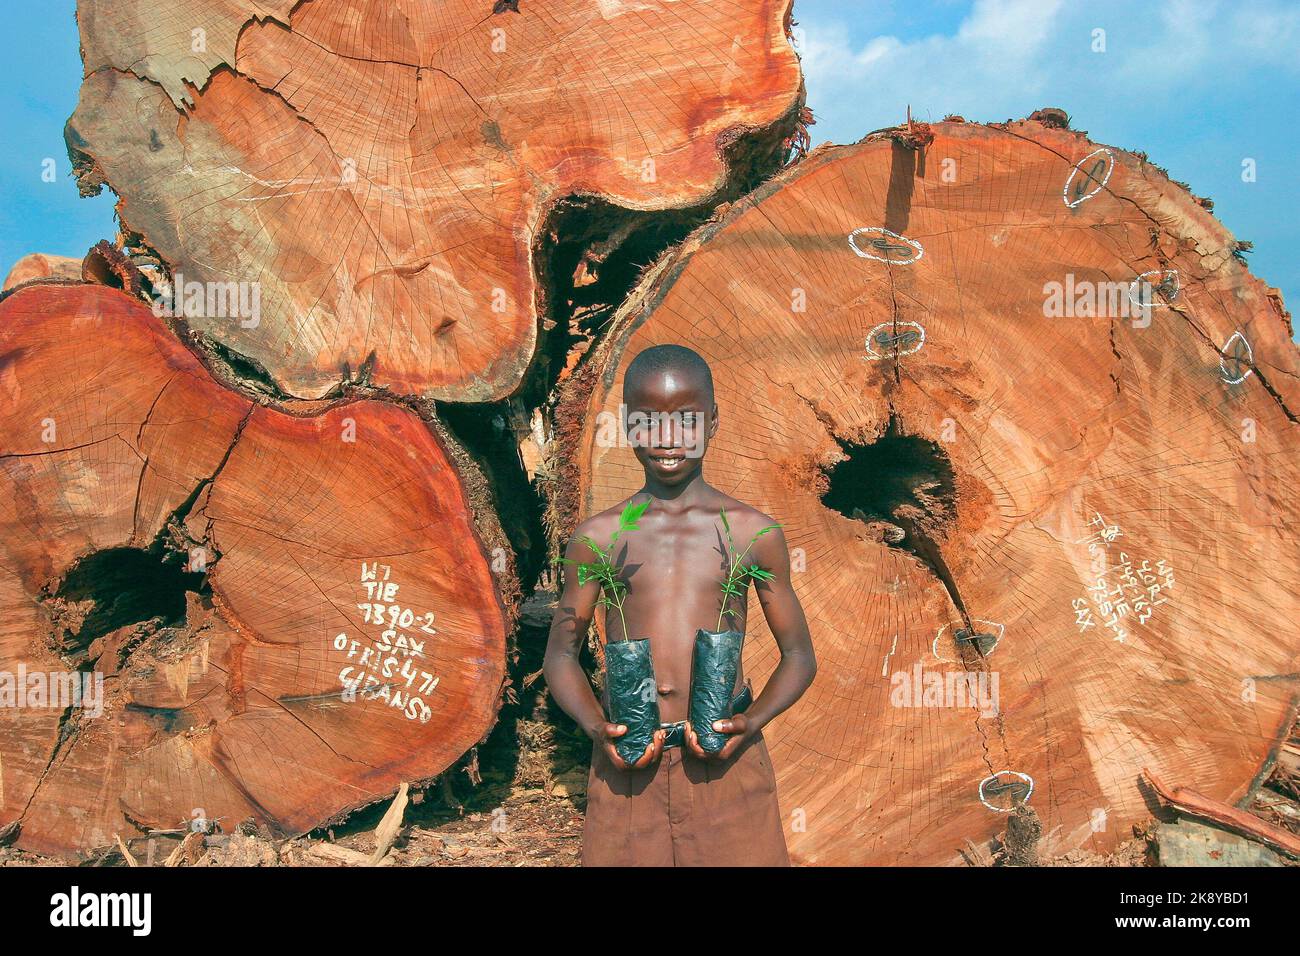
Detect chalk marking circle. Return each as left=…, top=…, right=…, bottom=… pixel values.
left=1220, top=331, right=1253, bottom=385
left=848, top=226, right=924, bottom=265
left=1127, top=269, right=1180, bottom=309
left=865, top=321, right=926, bottom=360
left=979, top=771, right=1035, bottom=813
left=1063, top=148, right=1115, bottom=208
left=931, top=619, right=1005, bottom=663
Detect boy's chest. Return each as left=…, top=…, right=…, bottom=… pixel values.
left=614, top=521, right=749, bottom=715
left=621, top=523, right=736, bottom=611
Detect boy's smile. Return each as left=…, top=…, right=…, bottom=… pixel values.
left=648, top=450, right=687, bottom=472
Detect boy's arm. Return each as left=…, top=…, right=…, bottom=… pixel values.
left=686, top=524, right=816, bottom=760
left=543, top=529, right=665, bottom=771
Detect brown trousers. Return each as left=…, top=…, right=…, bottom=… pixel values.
left=581, top=731, right=790, bottom=867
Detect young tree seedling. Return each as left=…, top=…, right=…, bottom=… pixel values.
left=561, top=498, right=650, bottom=640
left=716, top=508, right=780, bottom=632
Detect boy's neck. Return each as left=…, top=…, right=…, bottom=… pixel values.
left=640, top=467, right=710, bottom=505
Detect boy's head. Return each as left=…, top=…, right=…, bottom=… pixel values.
left=622, top=344, right=717, bottom=486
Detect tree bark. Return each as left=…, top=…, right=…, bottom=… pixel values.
left=66, top=0, right=804, bottom=401
left=0, top=281, right=515, bottom=858
left=556, top=115, right=1300, bottom=865
left=1143, top=768, right=1300, bottom=858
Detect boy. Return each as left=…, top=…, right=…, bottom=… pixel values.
left=543, top=344, right=817, bottom=866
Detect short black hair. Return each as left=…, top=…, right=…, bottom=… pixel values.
left=624, top=344, right=714, bottom=404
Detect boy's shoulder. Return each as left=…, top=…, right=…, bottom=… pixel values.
left=569, top=495, right=641, bottom=544
left=708, top=491, right=781, bottom=540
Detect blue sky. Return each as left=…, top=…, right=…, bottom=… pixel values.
left=0, top=3, right=117, bottom=278
left=793, top=0, right=1300, bottom=321
left=1, top=0, right=1296, bottom=323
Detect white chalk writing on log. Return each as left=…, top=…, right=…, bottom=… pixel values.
left=1070, top=510, right=1175, bottom=644
left=330, top=561, right=440, bottom=722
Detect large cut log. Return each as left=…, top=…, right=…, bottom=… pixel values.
left=0, top=281, right=515, bottom=858
left=3, top=254, right=83, bottom=292
left=66, top=0, right=803, bottom=401
left=556, top=115, right=1300, bottom=865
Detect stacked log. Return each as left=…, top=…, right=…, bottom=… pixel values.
left=0, top=279, right=514, bottom=855
left=66, top=0, right=804, bottom=399
left=1, top=0, right=803, bottom=857
left=556, top=117, right=1300, bottom=864
left=5, top=0, right=1297, bottom=866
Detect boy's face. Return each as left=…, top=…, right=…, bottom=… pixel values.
left=623, top=370, right=717, bottom=486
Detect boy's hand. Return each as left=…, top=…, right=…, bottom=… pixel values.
left=684, top=713, right=752, bottom=762
left=592, top=722, right=666, bottom=771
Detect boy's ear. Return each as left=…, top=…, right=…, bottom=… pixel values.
left=708, top=403, right=719, bottom=438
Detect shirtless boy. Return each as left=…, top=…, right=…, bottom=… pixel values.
left=543, top=344, right=817, bottom=866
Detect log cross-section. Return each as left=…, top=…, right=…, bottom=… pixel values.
left=560, top=117, right=1300, bottom=866
left=67, top=0, right=804, bottom=400
left=0, top=283, right=514, bottom=858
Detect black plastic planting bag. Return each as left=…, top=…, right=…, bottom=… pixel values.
left=689, top=628, right=744, bottom=753
left=604, top=638, right=659, bottom=766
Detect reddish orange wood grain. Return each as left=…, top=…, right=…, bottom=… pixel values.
left=68, top=0, right=804, bottom=400
left=566, top=119, right=1300, bottom=865
left=0, top=284, right=510, bottom=857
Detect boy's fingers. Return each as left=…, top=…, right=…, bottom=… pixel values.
left=684, top=722, right=707, bottom=759
left=634, top=730, right=668, bottom=768
left=635, top=742, right=656, bottom=768
left=713, top=714, right=747, bottom=735
left=609, top=728, right=667, bottom=770
left=606, top=744, right=631, bottom=771
left=635, top=740, right=654, bottom=766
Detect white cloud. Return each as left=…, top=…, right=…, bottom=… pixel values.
left=799, top=0, right=1300, bottom=145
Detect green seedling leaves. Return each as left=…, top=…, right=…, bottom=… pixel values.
left=559, top=498, right=650, bottom=639
left=715, top=511, right=782, bottom=630
left=619, top=499, right=650, bottom=533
